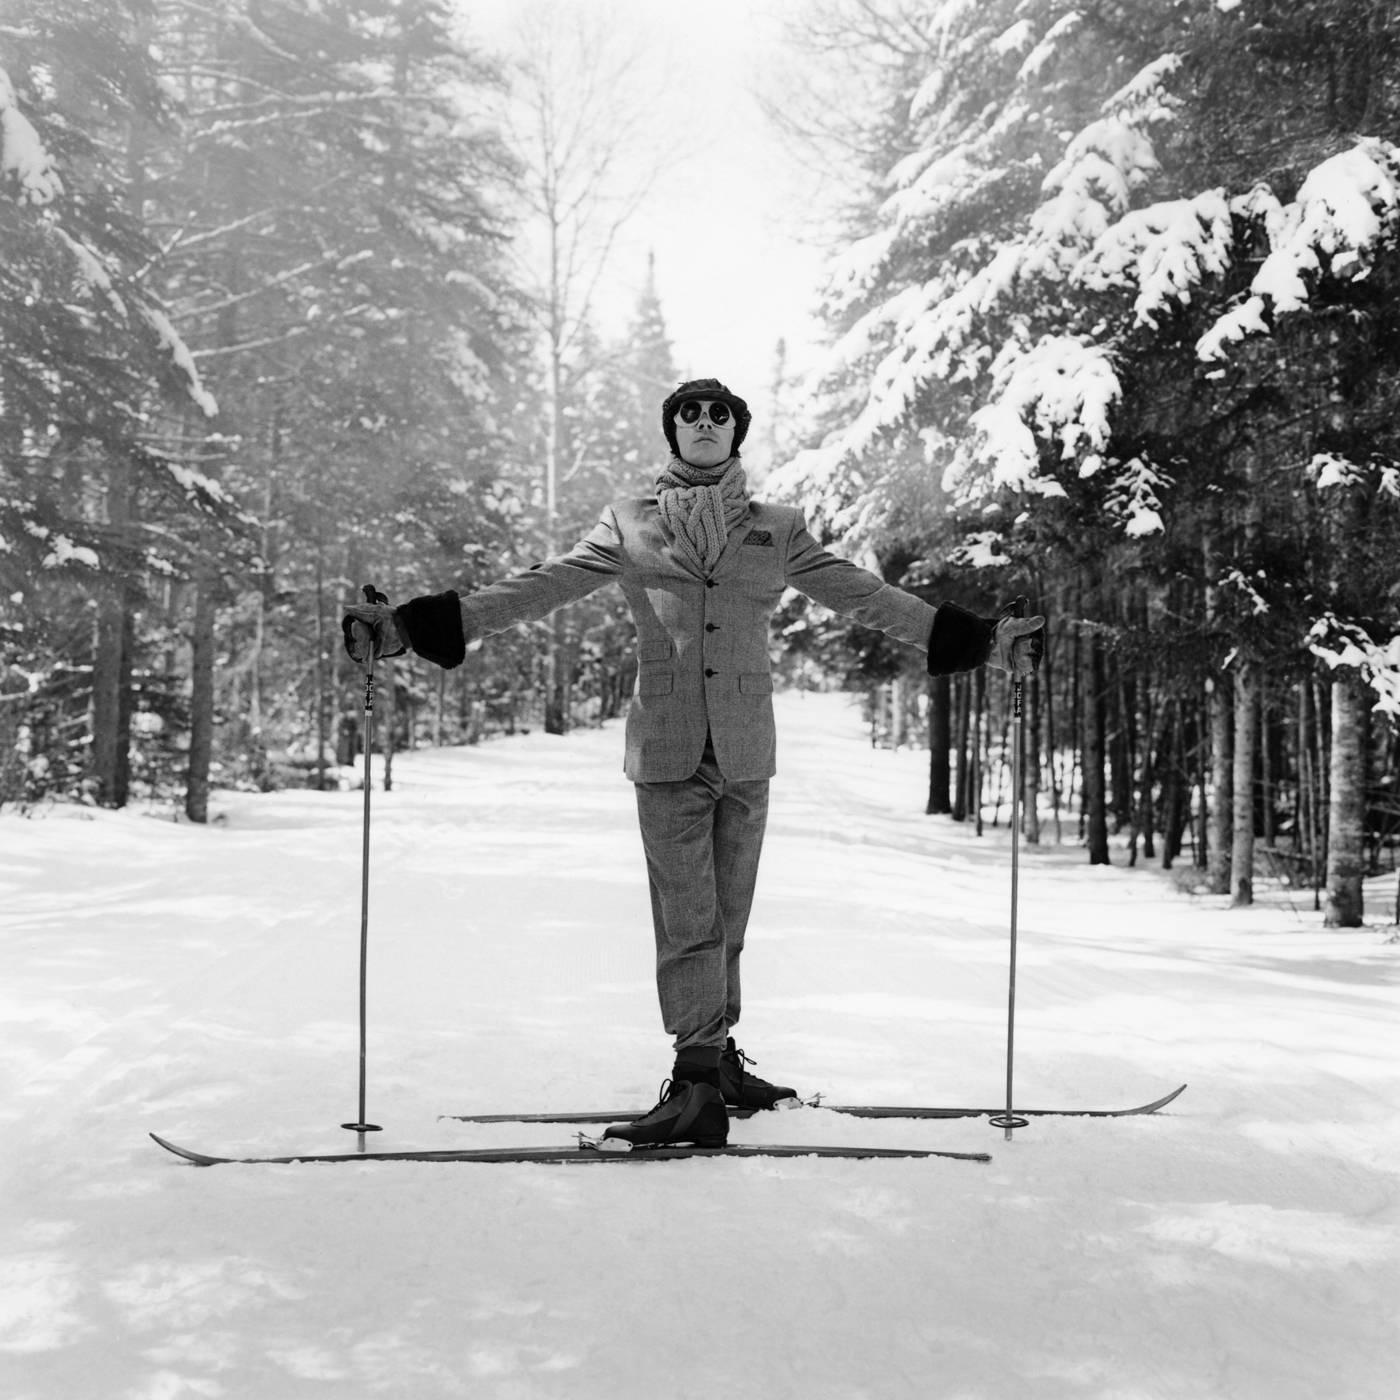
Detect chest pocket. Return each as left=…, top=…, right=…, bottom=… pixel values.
left=731, top=538, right=784, bottom=603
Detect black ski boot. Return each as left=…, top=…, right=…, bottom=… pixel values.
left=601, top=1078, right=729, bottom=1149
left=719, top=1037, right=799, bottom=1110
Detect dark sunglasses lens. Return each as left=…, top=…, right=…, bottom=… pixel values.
left=678, top=400, right=731, bottom=426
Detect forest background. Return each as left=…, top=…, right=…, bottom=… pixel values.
left=2, top=0, right=1398, bottom=928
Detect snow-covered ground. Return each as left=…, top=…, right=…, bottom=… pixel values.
left=2, top=689, right=1397, bottom=1400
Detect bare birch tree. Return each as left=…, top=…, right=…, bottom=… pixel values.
left=497, top=1, right=664, bottom=732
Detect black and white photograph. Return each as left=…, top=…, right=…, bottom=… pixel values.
left=2, top=2, right=1397, bottom=1397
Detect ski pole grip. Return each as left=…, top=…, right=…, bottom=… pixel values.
left=1006, top=595, right=1029, bottom=711
left=357, top=584, right=386, bottom=699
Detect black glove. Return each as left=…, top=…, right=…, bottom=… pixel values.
left=342, top=592, right=406, bottom=666
left=989, top=598, right=1046, bottom=676
left=927, top=599, right=1046, bottom=677
left=342, top=589, right=466, bottom=670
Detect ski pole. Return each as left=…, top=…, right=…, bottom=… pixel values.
left=990, top=597, right=1030, bottom=1142
left=342, top=583, right=385, bottom=1149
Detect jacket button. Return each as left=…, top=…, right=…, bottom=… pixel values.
left=705, top=623, right=718, bottom=632
left=705, top=579, right=717, bottom=589
left=704, top=668, right=717, bottom=678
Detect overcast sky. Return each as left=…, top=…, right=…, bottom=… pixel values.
left=459, top=0, right=831, bottom=437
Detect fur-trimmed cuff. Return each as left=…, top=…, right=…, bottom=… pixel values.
left=394, top=590, right=466, bottom=669
left=926, top=601, right=994, bottom=676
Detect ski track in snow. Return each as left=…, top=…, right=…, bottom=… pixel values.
left=2, top=690, right=1397, bottom=1400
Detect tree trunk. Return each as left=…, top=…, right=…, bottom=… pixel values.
left=889, top=673, right=906, bottom=749
left=1206, top=675, right=1233, bottom=892
left=91, top=11, right=152, bottom=810
left=1042, top=616, right=1063, bottom=843
left=1023, top=672, right=1041, bottom=844
left=1260, top=675, right=1276, bottom=852
left=972, top=667, right=985, bottom=836
left=1229, top=438, right=1265, bottom=904
left=90, top=454, right=136, bottom=807
left=1230, top=662, right=1258, bottom=906
left=382, top=659, right=396, bottom=792
left=1117, top=665, right=1138, bottom=863
left=952, top=674, right=970, bottom=822
left=315, top=544, right=330, bottom=790
left=1112, top=665, right=1136, bottom=832
left=926, top=674, right=951, bottom=815
left=1161, top=700, right=1186, bottom=870
left=185, top=548, right=217, bottom=823
left=1084, top=629, right=1110, bottom=864
left=1297, top=679, right=1318, bottom=900
left=1194, top=693, right=1210, bottom=868
left=1139, top=679, right=1157, bottom=861
left=1324, top=672, right=1367, bottom=927
left=1313, top=678, right=1330, bottom=907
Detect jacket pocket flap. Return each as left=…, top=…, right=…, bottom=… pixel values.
left=738, top=673, right=774, bottom=695
left=638, top=672, right=675, bottom=697
left=638, top=638, right=673, bottom=662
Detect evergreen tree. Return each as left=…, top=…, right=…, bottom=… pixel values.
left=150, top=0, right=528, bottom=810
left=773, top=0, right=1400, bottom=915
left=1, top=0, right=536, bottom=809
left=1, top=2, right=232, bottom=809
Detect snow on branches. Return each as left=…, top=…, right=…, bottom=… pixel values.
left=1038, top=115, right=1159, bottom=249
left=2, top=64, right=219, bottom=421
left=1198, top=140, right=1400, bottom=364
left=1311, top=451, right=1400, bottom=496
left=963, top=335, right=1117, bottom=490
left=1074, top=188, right=1235, bottom=328
left=1308, top=615, right=1400, bottom=719
left=816, top=6, right=1400, bottom=559
left=0, top=65, right=61, bottom=206
left=141, top=307, right=219, bottom=420
left=820, top=33, right=1177, bottom=489
left=24, top=522, right=100, bottom=573
left=1105, top=454, right=1172, bottom=538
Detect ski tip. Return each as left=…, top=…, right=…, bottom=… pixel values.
left=150, top=1132, right=214, bottom=1165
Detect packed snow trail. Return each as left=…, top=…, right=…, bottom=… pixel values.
left=2, top=691, right=1397, bottom=1400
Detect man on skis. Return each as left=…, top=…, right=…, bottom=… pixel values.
left=344, top=377, right=1045, bottom=1147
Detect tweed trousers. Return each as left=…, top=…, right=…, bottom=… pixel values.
left=634, top=735, right=770, bottom=1052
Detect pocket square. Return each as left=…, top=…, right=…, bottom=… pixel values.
left=743, top=529, right=774, bottom=546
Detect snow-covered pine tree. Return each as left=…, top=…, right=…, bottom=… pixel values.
left=0, top=3, right=230, bottom=809
left=150, top=0, right=528, bottom=809
left=773, top=0, right=1400, bottom=911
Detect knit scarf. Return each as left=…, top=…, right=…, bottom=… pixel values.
left=654, top=457, right=750, bottom=575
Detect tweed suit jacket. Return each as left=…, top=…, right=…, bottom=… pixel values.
left=457, top=496, right=938, bottom=783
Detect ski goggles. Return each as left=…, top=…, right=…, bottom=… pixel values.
left=676, top=400, right=733, bottom=426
